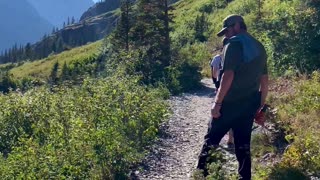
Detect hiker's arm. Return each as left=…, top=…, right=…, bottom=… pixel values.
left=211, top=70, right=234, bottom=118
left=215, top=70, right=234, bottom=103
left=211, top=42, right=240, bottom=118
left=259, top=74, right=268, bottom=108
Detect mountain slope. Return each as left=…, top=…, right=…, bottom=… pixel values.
left=80, top=0, right=120, bottom=20
left=27, top=0, right=94, bottom=27
left=9, top=41, right=102, bottom=80
left=0, top=0, right=53, bottom=52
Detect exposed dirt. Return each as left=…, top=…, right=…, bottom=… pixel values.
left=132, top=79, right=237, bottom=180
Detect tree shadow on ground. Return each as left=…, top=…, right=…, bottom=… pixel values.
left=184, top=80, right=216, bottom=98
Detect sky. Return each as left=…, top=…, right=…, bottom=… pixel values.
left=92, top=0, right=101, bottom=3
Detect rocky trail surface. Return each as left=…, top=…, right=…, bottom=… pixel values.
left=132, top=79, right=238, bottom=180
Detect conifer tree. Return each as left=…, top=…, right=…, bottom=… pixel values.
left=71, top=16, right=75, bottom=24
left=130, top=0, right=172, bottom=83
left=60, top=61, right=70, bottom=81
left=67, top=17, right=70, bottom=25
left=194, top=13, right=207, bottom=42
left=25, top=43, right=32, bottom=60
left=49, top=62, right=59, bottom=85
left=113, top=0, right=134, bottom=52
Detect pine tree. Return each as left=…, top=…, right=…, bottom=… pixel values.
left=49, top=62, right=59, bottom=85
left=25, top=43, right=32, bottom=60
left=60, top=61, right=70, bottom=81
left=52, top=27, right=56, bottom=34
left=113, top=0, right=134, bottom=52
left=71, top=16, right=75, bottom=24
left=194, top=13, right=208, bottom=42
left=130, top=0, right=172, bottom=83
left=12, top=44, right=18, bottom=63
left=155, top=0, right=172, bottom=67
left=67, top=17, right=70, bottom=25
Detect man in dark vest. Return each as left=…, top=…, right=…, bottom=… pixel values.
left=197, top=14, right=269, bottom=180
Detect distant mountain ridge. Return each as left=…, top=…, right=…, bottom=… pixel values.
left=0, top=0, right=53, bottom=52
left=27, top=0, right=94, bottom=28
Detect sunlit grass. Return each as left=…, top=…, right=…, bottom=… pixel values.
left=9, top=41, right=102, bottom=80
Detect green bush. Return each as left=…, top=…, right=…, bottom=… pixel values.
left=269, top=72, right=320, bottom=177
left=252, top=0, right=320, bottom=74
left=0, top=76, right=169, bottom=179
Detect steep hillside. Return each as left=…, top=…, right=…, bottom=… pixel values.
left=30, top=11, right=117, bottom=59
left=171, top=0, right=320, bottom=76
left=9, top=41, right=102, bottom=80
left=27, top=0, right=94, bottom=27
left=0, top=0, right=53, bottom=52
left=81, top=0, right=120, bottom=20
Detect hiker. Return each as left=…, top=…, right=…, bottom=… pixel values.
left=210, top=37, right=234, bottom=147
left=197, top=14, right=268, bottom=179
left=210, top=37, right=229, bottom=91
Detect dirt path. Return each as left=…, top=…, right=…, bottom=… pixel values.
left=132, top=79, right=236, bottom=180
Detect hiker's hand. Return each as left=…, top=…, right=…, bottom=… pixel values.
left=254, top=111, right=265, bottom=126
left=254, top=105, right=267, bottom=126
left=211, top=103, right=221, bottom=119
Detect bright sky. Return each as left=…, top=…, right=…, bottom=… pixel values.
left=92, top=0, right=101, bottom=3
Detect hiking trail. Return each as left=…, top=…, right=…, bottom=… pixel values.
left=132, top=79, right=237, bottom=180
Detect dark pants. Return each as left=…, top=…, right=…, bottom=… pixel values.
left=197, top=93, right=260, bottom=180
left=212, top=77, right=220, bottom=89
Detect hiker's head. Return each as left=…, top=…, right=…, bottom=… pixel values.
left=217, top=14, right=246, bottom=38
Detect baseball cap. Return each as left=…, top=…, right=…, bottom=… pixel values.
left=217, top=14, right=244, bottom=37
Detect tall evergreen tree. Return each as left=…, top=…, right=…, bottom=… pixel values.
left=52, top=27, right=56, bottom=34
left=25, top=43, right=32, bottom=60
left=194, top=13, right=208, bottom=42
left=130, top=0, right=172, bottom=83
left=71, top=16, right=75, bottom=24
left=155, top=0, right=172, bottom=67
left=113, top=0, right=134, bottom=52
left=60, top=61, right=70, bottom=81
left=67, top=17, right=70, bottom=25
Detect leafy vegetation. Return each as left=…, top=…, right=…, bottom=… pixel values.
left=0, top=76, right=169, bottom=179
left=171, top=0, right=320, bottom=76
left=0, top=0, right=319, bottom=178
left=266, top=72, right=320, bottom=178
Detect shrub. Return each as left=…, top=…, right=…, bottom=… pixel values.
left=0, top=76, right=169, bottom=179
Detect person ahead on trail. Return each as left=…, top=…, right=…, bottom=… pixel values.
left=196, top=14, right=269, bottom=179
left=210, top=37, right=229, bottom=90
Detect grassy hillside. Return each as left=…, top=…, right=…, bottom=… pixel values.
left=9, top=41, right=102, bottom=80
left=172, top=0, right=320, bottom=76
